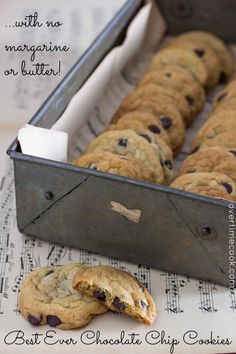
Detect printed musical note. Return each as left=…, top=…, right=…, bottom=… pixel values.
left=229, top=286, right=236, bottom=311
left=46, top=243, right=66, bottom=266
left=0, top=164, right=14, bottom=315
left=161, top=272, right=189, bottom=314
left=198, top=280, right=218, bottom=313
left=134, top=264, right=151, bottom=291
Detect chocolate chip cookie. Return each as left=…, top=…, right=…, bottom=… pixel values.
left=213, top=79, right=236, bottom=109
left=112, top=96, right=185, bottom=155
left=171, top=172, right=236, bottom=202
left=19, top=264, right=107, bottom=329
left=177, top=147, right=236, bottom=182
left=107, top=118, right=174, bottom=184
left=72, top=265, right=156, bottom=325
left=214, top=97, right=236, bottom=114
left=74, top=152, right=156, bottom=182
left=110, top=111, right=171, bottom=146
left=191, top=110, right=236, bottom=150
left=200, top=131, right=236, bottom=151
left=149, top=47, right=208, bottom=86
left=125, top=84, right=190, bottom=123
left=175, top=31, right=234, bottom=83
left=168, top=38, right=221, bottom=89
left=138, top=65, right=205, bottom=125
left=85, top=129, right=165, bottom=183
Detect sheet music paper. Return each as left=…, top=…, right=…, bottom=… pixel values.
left=0, top=2, right=236, bottom=354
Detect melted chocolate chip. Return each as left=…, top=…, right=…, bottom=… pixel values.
left=28, top=314, right=42, bottom=326
left=93, top=290, right=106, bottom=301
left=45, top=269, right=54, bottom=277
left=140, top=134, right=152, bottom=143
left=88, top=163, right=98, bottom=170
left=47, top=315, right=61, bottom=327
left=190, top=146, right=199, bottom=154
left=117, top=138, right=128, bottom=148
left=194, top=48, right=205, bottom=57
left=141, top=300, right=148, bottom=309
left=165, top=72, right=172, bottom=78
left=222, top=182, right=233, bottom=194
left=160, top=117, right=172, bottom=130
left=185, top=95, right=194, bottom=106
left=112, top=296, right=125, bottom=312
left=217, top=92, right=228, bottom=102
left=164, top=160, right=173, bottom=169
left=229, top=150, right=236, bottom=157
left=219, top=71, right=228, bottom=84
left=148, top=124, right=160, bottom=134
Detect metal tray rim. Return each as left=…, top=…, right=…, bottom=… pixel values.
left=9, top=150, right=235, bottom=209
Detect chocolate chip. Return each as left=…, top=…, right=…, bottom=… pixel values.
left=222, top=182, right=233, bottom=194
left=140, top=134, right=152, bottom=143
left=219, top=71, right=228, bottom=84
left=93, top=290, right=106, bottom=301
left=45, top=269, right=54, bottom=277
left=190, top=146, right=199, bottom=154
left=112, top=296, right=125, bottom=311
left=148, top=124, right=160, bottom=134
left=141, top=300, right=148, bottom=309
left=229, top=150, right=236, bottom=157
left=28, top=314, right=42, bottom=326
left=185, top=95, right=194, bottom=106
left=164, top=160, right=173, bottom=169
left=217, top=92, right=228, bottom=102
left=117, top=138, right=128, bottom=147
left=165, top=72, right=172, bottom=78
left=88, top=163, right=98, bottom=170
left=194, top=48, right=205, bottom=57
left=160, top=117, right=172, bottom=130
left=47, top=315, right=61, bottom=327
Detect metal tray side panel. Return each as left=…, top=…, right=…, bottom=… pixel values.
left=156, top=0, right=236, bottom=42
left=13, top=157, right=229, bottom=286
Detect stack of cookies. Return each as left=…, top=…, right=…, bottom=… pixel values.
left=74, top=31, right=234, bottom=193
left=19, top=264, right=156, bottom=329
left=171, top=79, right=236, bottom=202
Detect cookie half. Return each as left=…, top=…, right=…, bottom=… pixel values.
left=19, top=264, right=107, bottom=329
left=72, top=265, right=156, bottom=325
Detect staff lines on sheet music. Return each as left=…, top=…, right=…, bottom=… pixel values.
left=229, top=287, right=236, bottom=311
left=161, top=272, right=188, bottom=314
left=12, top=236, right=36, bottom=315
left=0, top=168, right=14, bottom=315
left=47, top=243, right=65, bottom=266
left=198, top=280, right=218, bottom=313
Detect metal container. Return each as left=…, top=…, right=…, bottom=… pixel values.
left=7, top=0, right=236, bottom=287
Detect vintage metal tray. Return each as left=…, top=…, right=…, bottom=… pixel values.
left=7, top=0, right=236, bottom=287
